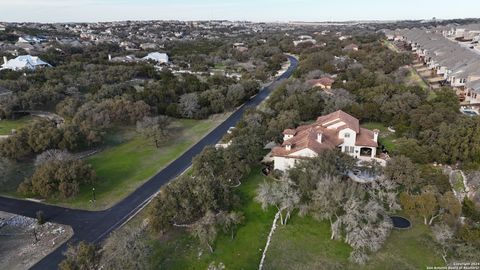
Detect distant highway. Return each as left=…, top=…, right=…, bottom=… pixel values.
left=0, top=55, right=298, bottom=270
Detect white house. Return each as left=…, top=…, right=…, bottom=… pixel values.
left=1, top=55, right=51, bottom=71
left=272, top=110, right=379, bottom=172
left=142, top=52, right=169, bottom=64
left=293, top=35, right=317, bottom=47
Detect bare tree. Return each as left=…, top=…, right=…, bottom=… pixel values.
left=136, top=115, right=171, bottom=148
left=217, top=211, right=244, bottom=239
left=368, top=176, right=400, bottom=212
left=35, top=149, right=73, bottom=167
left=310, top=174, right=350, bottom=240
left=342, top=198, right=392, bottom=264
left=226, top=84, right=245, bottom=109
left=321, top=88, right=356, bottom=114
left=305, top=70, right=326, bottom=80
left=179, top=93, right=200, bottom=118
left=101, top=226, right=152, bottom=270
left=255, top=175, right=300, bottom=225
left=208, top=261, right=226, bottom=270
left=190, top=211, right=218, bottom=253
left=432, top=223, right=454, bottom=264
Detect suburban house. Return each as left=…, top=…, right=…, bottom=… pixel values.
left=293, top=35, right=317, bottom=47
left=1, top=55, right=51, bottom=71
left=17, top=36, right=45, bottom=44
left=142, top=52, right=169, bottom=64
left=233, top=42, right=248, bottom=52
left=306, top=76, right=335, bottom=89
left=272, top=110, right=379, bottom=172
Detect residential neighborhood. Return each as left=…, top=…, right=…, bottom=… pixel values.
left=384, top=26, right=480, bottom=106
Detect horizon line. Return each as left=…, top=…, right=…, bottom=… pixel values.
left=2, top=17, right=479, bottom=25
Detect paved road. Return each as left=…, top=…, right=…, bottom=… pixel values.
left=0, top=56, right=298, bottom=270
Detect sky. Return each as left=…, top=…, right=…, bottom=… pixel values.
left=0, top=0, right=479, bottom=23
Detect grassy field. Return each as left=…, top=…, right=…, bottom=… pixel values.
left=108, top=169, right=444, bottom=270
left=0, top=116, right=35, bottom=135
left=361, top=122, right=397, bottom=152
left=264, top=216, right=352, bottom=270
left=145, top=170, right=276, bottom=269
left=46, top=114, right=229, bottom=210
left=263, top=215, right=444, bottom=270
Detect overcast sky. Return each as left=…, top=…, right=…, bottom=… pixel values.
left=1, top=0, right=478, bottom=23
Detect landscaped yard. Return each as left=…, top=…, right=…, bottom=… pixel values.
left=0, top=116, right=35, bottom=135
left=147, top=170, right=276, bottom=269
left=109, top=167, right=446, bottom=270
left=46, top=114, right=229, bottom=210
left=263, top=215, right=444, bottom=270
left=361, top=122, right=397, bottom=152
left=130, top=169, right=444, bottom=270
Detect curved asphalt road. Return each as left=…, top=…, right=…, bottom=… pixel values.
left=0, top=56, right=298, bottom=270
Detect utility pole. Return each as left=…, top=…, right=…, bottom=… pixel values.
left=92, top=187, right=96, bottom=202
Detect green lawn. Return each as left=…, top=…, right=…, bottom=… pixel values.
left=263, top=215, right=444, bottom=270
left=108, top=169, right=444, bottom=270
left=148, top=170, right=276, bottom=269
left=0, top=116, right=35, bottom=135
left=264, top=216, right=352, bottom=270
left=452, top=171, right=466, bottom=193
left=46, top=114, right=229, bottom=210
left=361, top=122, right=397, bottom=152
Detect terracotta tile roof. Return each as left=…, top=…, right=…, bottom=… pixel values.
left=272, top=110, right=377, bottom=158
left=306, top=77, right=335, bottom=88
left=356, top=128, right=378, bottom=147
left=273, top=124, right=341, bottom=157
left=316, top=110, right=359, bottom=133
left=283, top=129, right=296, bottom=135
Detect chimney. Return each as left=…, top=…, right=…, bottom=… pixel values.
left=108, top=54, right=112, bottom=61
left=317, top=132, right=323, bottom=143
left=2, top=56, right=7, bottom=65
left=285, top=143, right=292, bottom=151
left=373, top=129, right=379, bottom=142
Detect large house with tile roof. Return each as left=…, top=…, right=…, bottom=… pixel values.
left=272, top=110, right=379, bottom=171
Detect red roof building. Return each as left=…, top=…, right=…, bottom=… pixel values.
left=272, top=110, right=379, bottom=171
left=306, top=77, right=335, bottom=89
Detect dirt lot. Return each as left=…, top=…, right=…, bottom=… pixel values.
left=0, top=211, right=73, bottom=270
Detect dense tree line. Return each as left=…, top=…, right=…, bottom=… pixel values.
left=18, top=150, right=96, bottom=198
left=0, top=119, right=97, bottom=160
